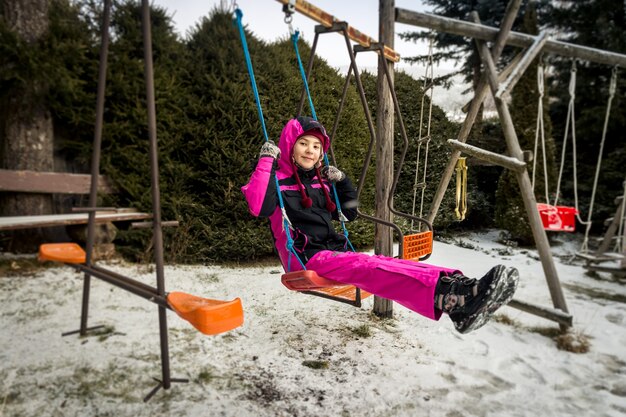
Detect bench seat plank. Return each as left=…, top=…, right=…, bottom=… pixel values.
left=0, top=211, right=152, bottom=231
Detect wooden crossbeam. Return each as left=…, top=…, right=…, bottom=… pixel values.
left=396, top=8, right=626, bottom=68
left=447, top=139, right=527, bottom=172
left=275, top=0, right=400, bottom=62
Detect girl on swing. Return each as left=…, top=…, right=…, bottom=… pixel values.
left=242, top=116, right=518, bottom=334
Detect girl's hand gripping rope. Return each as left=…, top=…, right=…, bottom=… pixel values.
left=260, top=140, right=280, bottom=159
left=321, top=165, right=345, bottom=183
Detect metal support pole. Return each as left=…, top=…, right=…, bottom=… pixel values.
left=78, top=0, right=112, bottom=337
left=141, top=0, right=171, bottom=393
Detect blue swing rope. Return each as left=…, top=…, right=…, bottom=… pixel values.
left=234, top=8, right=306, bottom=270
left=291, top=31, right=355, bottom=252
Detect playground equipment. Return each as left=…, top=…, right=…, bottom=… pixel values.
left=237, top=1, right=433, bottom=307
left=532, top=61, right=578, bottom=232
left=397, top=0, right=626, bottom=328
left=579, top=183, right=626, bottom=276
left=534, top=61, right=618, bottom=236
left=39, top=0, right=243, bottom=401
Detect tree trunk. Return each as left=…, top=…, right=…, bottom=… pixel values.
left=0, top=0, right=54, bottom=252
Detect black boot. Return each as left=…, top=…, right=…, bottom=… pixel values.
left=435, top=265, right=519, bottom=334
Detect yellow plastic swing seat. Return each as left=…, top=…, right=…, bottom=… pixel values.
left=39, top=243, right=86, bottom=264
left=281, top=270, right=372, bottom=302
left=167, top=292, right=243, bottom=335
left=402, top=230, right=433, bottom=260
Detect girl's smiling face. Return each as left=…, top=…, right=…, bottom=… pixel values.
left=292, top=134, right=323, bottom=170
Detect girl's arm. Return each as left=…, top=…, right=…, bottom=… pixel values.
left=241, top=156, right=278, bottom=217
left=332, top=175, right=358, bottom=221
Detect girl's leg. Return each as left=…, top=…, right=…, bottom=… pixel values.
left=305, top=251, right=460, bottom=320
left=306, top=250, right=519, bottom=334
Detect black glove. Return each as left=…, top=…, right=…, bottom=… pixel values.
left=259, top=140, right=280, bottom=159
left=321, top=165, right=346, bottom=182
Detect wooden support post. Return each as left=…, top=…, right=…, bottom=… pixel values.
left=425, top=0, right=523, bottom=224
left=595, top=196, right=624, bottom=257
left=447, top=140, right=527, bottom=172
left=373, top=0, right=395, bottom=318
left=473, top=15, right=569, bottom=326
left=508, top=300, right=572, bottom=327
left=496, top=31, right=549, bottom=99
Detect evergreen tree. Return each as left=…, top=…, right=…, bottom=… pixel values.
left=399, top=0, right=537, bottom=87
left=360, top=70, right=493, bottom=233
left=87, top=0, right=195, bottom=261
left=178, top=10, right=376, bottom=261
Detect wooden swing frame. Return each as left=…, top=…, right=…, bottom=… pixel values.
left=397, top=0, right=626, bottom=328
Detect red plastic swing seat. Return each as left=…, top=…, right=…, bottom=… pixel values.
left=537, top=203, right=578, bottom=232
left=281, top=270, right=372, bottom=302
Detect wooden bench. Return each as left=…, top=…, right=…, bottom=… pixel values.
left=0, top=169, right=153, bottom=255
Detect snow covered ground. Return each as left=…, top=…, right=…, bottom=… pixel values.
left=1, top=230, right=625, bottom=417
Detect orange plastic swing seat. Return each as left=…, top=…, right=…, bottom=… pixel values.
left=39, top=243, right=86, bottom=264
left=39, top=243, right=243, bottom=336
left=402, top=230, right=433, bottom=260
left=281, top=270, right=372, bottom=303
left=167, top=292, right=244, bottom=336
left=537, top=203, right=578, bottom=232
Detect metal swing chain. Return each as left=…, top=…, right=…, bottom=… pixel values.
left=283, top=0, right=296, bottom=35
left=581, top=66, right=618, bottom=253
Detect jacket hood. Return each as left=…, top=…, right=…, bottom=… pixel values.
left=277, top=116, right=330, bottom=176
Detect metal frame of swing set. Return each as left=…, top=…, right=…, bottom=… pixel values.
left=36, top=0, right=243, bottom=402
left=397, top=0, right=626, bottom=328
left=237, top=1, right=434, bottom=307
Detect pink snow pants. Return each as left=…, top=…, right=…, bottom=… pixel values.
left=305, top=251, right=460, bottom=320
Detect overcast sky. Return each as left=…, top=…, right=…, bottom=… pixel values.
left=151, top=0, right=446, bottom=71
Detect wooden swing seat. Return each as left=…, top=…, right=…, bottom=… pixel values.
left=281, top=270, right=372, bottom=303
left=39, top=242, right=87, bottom=264
left=537, top=203, right=578, bottom=232
left=167, top=292, right=243, bottom=335
left=402, top=230, right=433, bottom=260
